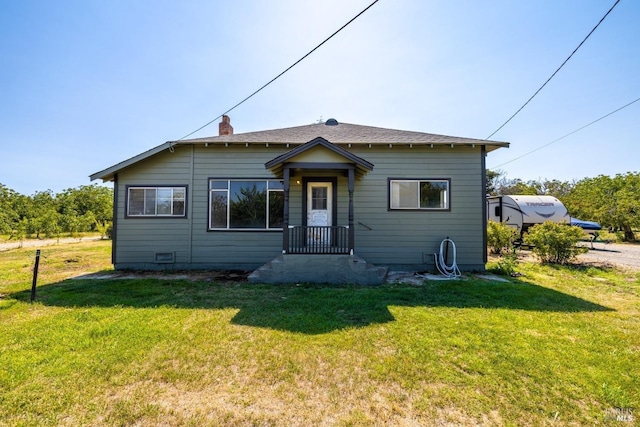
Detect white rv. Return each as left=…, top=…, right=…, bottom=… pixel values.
left=487, top=195, right=570, bottom=236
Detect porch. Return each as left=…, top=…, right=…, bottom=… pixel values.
left=249, top=136, right=386, bottom=284
left=266, top=137, right=373, bottom=258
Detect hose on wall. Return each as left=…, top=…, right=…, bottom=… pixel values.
left=434, top=238, right=462, bottom=279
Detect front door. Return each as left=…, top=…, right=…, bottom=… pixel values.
left=307, top=182, right=332, bottom=245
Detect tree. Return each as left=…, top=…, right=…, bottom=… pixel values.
left=0, top=183, right=113, bottom=239
left=29, top=190, right=57, bottom=238
left=486, top=169, right=502, bottom=196
left=57, top=184, right=113, bottom=227
left=486, top=170, right=540, bottom=195
left=564, top=173, right=640, bottom=241
left=537, top=179, right=575, bottom=198
left=486, top=171, right=575, bottom=198
left=0, top=184, right=19, bottom=235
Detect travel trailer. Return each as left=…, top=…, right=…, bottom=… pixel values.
left=487, top=195, right=570, bottom=236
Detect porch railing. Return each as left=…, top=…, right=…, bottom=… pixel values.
left=286, top=226, right=351, bottom=254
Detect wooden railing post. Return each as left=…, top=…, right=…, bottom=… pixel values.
left=282, top=168, right=290, bottom=254
left=348, top=169, right=355, bottom=254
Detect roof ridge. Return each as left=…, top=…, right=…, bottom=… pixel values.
left=177, top=121, right=508, bottom=145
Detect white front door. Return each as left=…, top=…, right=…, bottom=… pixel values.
left=307, top=182, right=332, bottom=245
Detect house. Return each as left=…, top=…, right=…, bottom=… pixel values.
left=90, top=116, right=508, bottom=284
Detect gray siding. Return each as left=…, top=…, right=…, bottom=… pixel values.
left=113, top=143, right=486, bottom=271
left=190, top=145, right=288, bottom=267
left=348, top=146, right=485, bottom=270
left=114, top=147, right=194, bottom=267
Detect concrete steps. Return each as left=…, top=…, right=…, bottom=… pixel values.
left=248, top=254, right=387, bottom=285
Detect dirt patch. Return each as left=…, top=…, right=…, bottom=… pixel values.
left=0, top=236, right=103, bottom=252
left=74, top=270, right=251, bottom=283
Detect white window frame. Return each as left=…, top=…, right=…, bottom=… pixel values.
left=208, top=179, right=284, bottom=230
left=389, top=179, right=450, bottom=210
left=126, top=186, right=186, bottom=217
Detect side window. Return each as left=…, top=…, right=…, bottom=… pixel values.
left=127, top=186, right=186, bottom=217
left=389, top=179, right=450, bottom=210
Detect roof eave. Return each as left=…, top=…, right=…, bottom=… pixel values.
left=484, top=142, right=510, bottom=153
left=89, top=142, right=173, bottom=182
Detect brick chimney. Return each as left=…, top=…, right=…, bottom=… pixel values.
left=219, top=115, right=233, bottom=136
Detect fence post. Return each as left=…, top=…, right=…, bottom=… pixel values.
left=31, top=249, right=41, bottom=303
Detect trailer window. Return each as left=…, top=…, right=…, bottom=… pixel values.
left=495, top=206, right=501, bottom=216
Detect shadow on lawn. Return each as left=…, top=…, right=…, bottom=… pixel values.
left=10, top=276, right=612, bottom=334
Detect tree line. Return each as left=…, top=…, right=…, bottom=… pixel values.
left=2, top=171, right=638, bottom=242
left=487, top=171, right=640, bottom=241
left=0, top=183, right=113, bottom=240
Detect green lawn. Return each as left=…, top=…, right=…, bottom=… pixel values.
left=1, top=241, right=638, bottom=426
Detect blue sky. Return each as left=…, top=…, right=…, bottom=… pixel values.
left=2, top=0, right=638, bottom=195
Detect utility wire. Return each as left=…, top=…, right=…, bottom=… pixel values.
left=485, top=0, right=621, bottom=140
left=174, top=0, right=381, bottom=142
left=493, top=96, right=640, bottom=168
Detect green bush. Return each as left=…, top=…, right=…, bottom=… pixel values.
left=95, top=221, right=112, bottom=240
left=487, top=252, right=518, bottom=276
left=487, top=220, right=519, bottom=255
left=523, top=222, right=587, bottom=264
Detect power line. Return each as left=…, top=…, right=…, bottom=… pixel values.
left=485, top=0, right=621, bottom=140
left=175, top=0, right=381, bottom=142
left=492, top=96, right=640, bottom=168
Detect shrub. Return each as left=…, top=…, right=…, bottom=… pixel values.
left=487, top=220, right=519, bottom=255
left=523, top=222, right=587, bottom=264
left=95, top=221, right=112, bottom=240
left=487, top=251, right=518, bottom=276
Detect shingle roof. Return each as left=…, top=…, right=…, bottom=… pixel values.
left=179, top=121, right=509, bottom=148
left=90, top=120, right=509, bottom=182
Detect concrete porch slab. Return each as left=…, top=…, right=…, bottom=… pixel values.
left=248, top=254, right=387, bottom=285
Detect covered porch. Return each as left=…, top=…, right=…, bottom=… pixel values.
left=249, top=137, right=386, bottom=284
left=267, top=137, right=373, bottom=256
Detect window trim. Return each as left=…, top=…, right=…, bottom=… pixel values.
left=387, top=178, right=451, bottom=211
left=125, top=185, right=188, bottom=218
left=208, top=178, right=284, bottom=231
